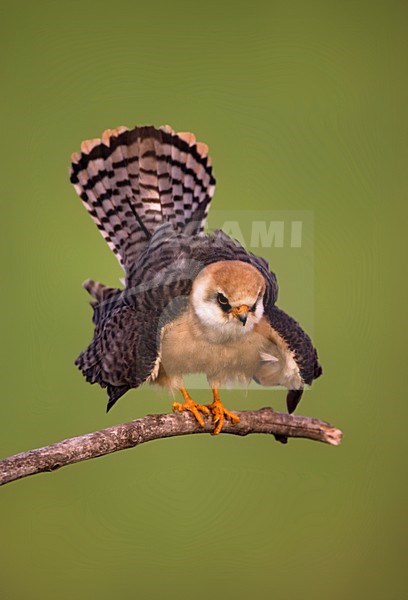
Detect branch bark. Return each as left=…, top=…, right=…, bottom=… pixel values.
left=0, top=408, right=342, bottom=486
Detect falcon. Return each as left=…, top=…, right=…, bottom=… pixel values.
left=70, top=125, right=322, bottom=435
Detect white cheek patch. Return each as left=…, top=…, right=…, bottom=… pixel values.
left=191, top=278, right=224, bottom=327
left=193, top=298, right=225, bottom=328
left=191, top=278, right=210, bottom=309
left=254, top=301, right=264, bottom=322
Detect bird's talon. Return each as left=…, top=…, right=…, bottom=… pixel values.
left=173, top=390, right=209, bottom=428
left=206, top=390, right=240, bottom=435
left=228, top=412, right=240, bottom=424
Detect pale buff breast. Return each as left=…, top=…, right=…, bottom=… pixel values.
left=153, top=309, right=303, bottom=392
left=155, top=308, right=268, bottom=388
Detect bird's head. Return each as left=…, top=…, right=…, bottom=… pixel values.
left=190, top=261, right=266, bottom=341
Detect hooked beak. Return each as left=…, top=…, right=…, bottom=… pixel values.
left=231, top=305, right=249, bottom=326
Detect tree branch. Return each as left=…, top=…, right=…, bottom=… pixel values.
left=0, top=408, right=342, bottom=486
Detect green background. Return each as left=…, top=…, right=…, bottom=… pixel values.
left=1, top=1, right=406, bottom=598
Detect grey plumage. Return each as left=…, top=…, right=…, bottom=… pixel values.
left=70, top=124, right=321, bottom=413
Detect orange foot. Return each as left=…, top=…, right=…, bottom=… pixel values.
left=172, top=388, right=210, bottom=427
left=207, top=388, right=240, bottom=435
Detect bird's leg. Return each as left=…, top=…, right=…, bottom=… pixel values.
left=207, top=388, right=240, bottom=435
left=172, top=388, right=210, bottom=427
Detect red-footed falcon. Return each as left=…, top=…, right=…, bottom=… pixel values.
left=70, top=125, right=322, bottom=435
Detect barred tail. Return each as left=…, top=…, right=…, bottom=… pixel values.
left=69, top=125, right=216, bottom=271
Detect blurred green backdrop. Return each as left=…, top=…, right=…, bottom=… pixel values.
left=1, top=1, right=406, bottom=598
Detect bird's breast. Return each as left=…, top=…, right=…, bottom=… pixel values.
left=156, top=308, right=267, bottom=387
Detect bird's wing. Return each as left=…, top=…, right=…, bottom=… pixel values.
left=75, top=305, right=145, bottom=387
left=76, top=258, right=195, bottom=411
left=263, top=305, right=322, bottom=385
left=255, top=304, right=322, bottom=413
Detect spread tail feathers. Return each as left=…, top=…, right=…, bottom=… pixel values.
left=70, top=125, right=216, bottom=271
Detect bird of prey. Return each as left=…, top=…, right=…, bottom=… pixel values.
left=70, top=125, right=322, bottom=435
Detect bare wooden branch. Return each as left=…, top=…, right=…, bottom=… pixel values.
left=0, top=408, right=342, bottom=486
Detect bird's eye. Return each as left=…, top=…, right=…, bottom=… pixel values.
left=217, top=293, right=229, bottom=305
left=217, top=293, right=231, bottom=311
